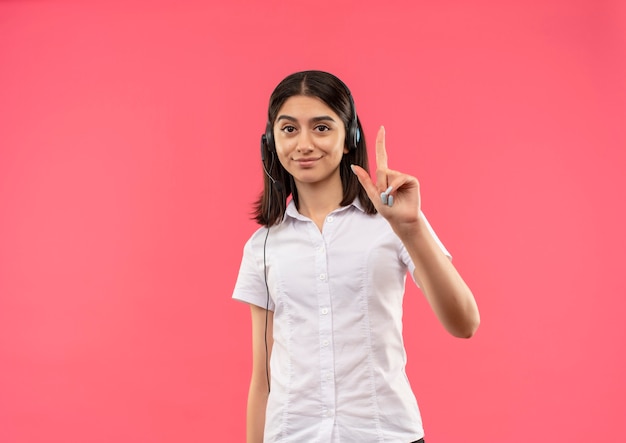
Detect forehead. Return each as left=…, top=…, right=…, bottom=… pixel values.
left=276, top=95, right=339, bottom=119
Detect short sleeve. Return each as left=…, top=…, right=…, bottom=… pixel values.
left=232, top=233, right=276, bottom=311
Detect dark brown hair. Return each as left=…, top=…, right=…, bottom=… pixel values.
left=254, top=70, right=376, bottom=226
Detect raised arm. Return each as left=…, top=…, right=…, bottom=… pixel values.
left=351, top=126, right=480, bottom=338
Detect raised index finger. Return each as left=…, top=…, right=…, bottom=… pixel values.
left=376, top=126, right=388, bottom=170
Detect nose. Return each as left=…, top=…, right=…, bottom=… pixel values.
left=296, top=131, right=313, bottom=152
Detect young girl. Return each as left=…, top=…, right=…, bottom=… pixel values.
left=233, top=70, right=479, bottom=443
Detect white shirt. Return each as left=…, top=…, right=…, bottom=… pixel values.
left=233, top=199, right=449, bottom=442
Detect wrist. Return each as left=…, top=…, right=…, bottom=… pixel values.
left=393, top=214, right=429, bottom=243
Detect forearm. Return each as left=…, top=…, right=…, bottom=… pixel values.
left=247, top=305, right=273, bottom=442
left=395, top=216, right=480, bottom=338
left=246, top=381, right=268, bottom=443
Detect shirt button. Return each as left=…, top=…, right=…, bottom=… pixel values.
left=319, top=274, right=326, bottom=280
left=327, top=216, right=334, bottom=223
left=321, top=308, right=328, bottom=315
left=322, top=340, right=329, bottom=347
left=317, top=246, right=324, bottom=253
left=326, top=372, right=332, bottom=380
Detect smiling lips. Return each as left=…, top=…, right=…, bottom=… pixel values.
left=294, top=157, right=322, bottom=167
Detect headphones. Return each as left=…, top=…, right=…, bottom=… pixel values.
left=260, top=79, right=361, bottom=160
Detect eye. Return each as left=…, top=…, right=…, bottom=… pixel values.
left=281, top=125, right=297, bottom=133
left=314, top=124, right=331, bottom=132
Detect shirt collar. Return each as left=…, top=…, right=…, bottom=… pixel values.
left=284, top=197, right=364, bottom=222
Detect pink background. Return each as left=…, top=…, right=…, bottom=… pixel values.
left=1, top=1, right=625, bottom=442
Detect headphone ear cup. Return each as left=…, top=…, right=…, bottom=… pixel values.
left=347, top=123, right=360, bottom=151
left=344, top=90, right=360, bottom=151
left=265, top=124, right=275, bottom=153
left=260, top=134, right=267, bottom=161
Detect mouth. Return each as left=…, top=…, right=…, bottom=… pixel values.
left=294, top=157, right=322, bottom=168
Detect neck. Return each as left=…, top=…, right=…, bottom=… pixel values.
left=295, top=177, right=344, bottom=227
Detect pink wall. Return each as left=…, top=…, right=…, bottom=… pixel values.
left=1, top=1, right=625, bottom=441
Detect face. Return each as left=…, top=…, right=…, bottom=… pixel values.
left=273, top=95, right=348, bottom=189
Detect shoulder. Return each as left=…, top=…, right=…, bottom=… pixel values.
left=241, top=220, right=293, bottom=253
left=242, top=225, right=271, bottom=252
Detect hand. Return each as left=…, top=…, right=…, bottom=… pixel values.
left=351, top=126, right=422, bottom=231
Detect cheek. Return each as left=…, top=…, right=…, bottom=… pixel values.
left=275, top=146, right=293, bottom=162
left=274, top=146, right=294, bottom=170
left=274, top=139, right=294, bottom=156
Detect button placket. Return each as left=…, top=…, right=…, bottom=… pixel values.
left=314, top=225, right=336, bottom=421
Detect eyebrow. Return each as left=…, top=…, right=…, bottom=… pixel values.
left=276, top=115, right=337, bottom=124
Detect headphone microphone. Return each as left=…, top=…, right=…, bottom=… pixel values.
left=260, top=134, right=284, bottom=193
